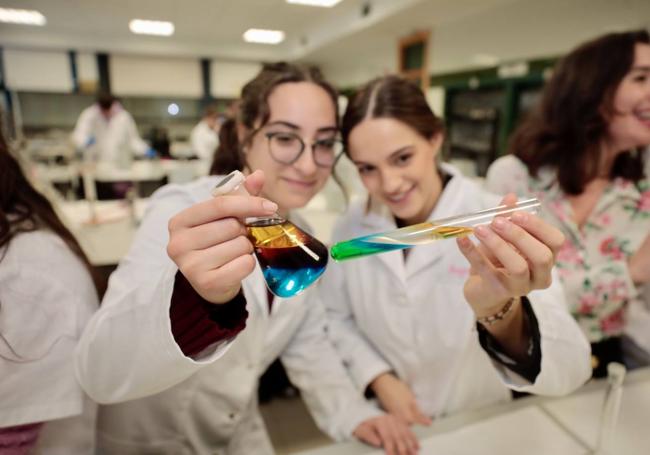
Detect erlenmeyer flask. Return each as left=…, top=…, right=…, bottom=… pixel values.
left=212, top=171, right=328, bottom=298
left=247, top=215, right=328, bottom=298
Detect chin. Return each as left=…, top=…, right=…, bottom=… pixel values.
left=386, top=203, right=418, bottom=222
left=283, top=194, right=314, bottom=211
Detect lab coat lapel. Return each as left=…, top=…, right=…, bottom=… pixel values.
left=247, top=265, right=272, bottom=316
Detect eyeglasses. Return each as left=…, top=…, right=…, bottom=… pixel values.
left=264, top=131, right=343, bottom=168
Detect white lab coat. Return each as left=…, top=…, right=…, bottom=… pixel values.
left=0, top=230, right=98, bottom=453
left=71, top=103, right=148, bottom=166
left=190, top=119, right=219, bottom=161
left=320, top=164, right=592, bottom=418
left=74, top=176, right=381, bottom=454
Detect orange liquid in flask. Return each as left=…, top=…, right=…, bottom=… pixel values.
left=247, top=218, right=328, bottom=298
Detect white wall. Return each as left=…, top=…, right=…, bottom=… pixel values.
left=210, top=61, right=262, bottom=98
left=110, top=55, right=202, bottom=97
left=4, top=49, right=73, bottom=92
left=426, top=86, right=445, bottom=117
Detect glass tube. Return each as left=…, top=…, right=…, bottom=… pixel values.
left=592, top=362, right=626, bottom=455
left=330, top=198, right=541, bottom=262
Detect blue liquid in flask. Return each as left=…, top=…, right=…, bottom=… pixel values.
left=247, top=218, right=328, bottom=298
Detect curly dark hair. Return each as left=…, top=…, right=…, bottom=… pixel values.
left=509, top=29, right=649, bottom=194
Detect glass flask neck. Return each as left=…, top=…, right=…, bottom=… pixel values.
left=245, top=214, right=285, bottom=227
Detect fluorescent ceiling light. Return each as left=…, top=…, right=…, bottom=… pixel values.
left=286, top=0, right=343, bottom=6
left=129, top=19, right=174, bottom=36
left=243, top=28, right=285, bottom=45
left=0, top=8, right=46, bottom=26
left=167, top=103, right=180, bottom=116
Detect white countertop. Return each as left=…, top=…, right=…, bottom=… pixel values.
left=56, top=198, right=148, bottom=266
left=295, top=368, right=650, bottom=455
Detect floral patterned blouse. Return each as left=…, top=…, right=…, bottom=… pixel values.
left=485, top=154, right=650, bottom=343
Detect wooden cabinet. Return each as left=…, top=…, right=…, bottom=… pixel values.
left=398, top=31, right=430, bottom=91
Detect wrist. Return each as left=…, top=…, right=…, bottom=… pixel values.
left=206, top=285, right=242, bottom=305
left=475, top=297, right=521, bottom=326
left=370, top=372, right=394, bottom=394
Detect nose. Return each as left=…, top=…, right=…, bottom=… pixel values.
left=292, top=144, right=319, bottom=176
left=380, top=168, right=403, bottom=194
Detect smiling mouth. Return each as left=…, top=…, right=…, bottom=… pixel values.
left=636, top=110, right=650, bottom=122
left=385, top=186, right=414, bottom=203
left=282, top=177, right=317, bottom=188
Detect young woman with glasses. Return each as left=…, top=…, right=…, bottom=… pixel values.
left=75, top=63, right=418, bottom=455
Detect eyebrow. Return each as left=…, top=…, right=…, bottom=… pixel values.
left=630, top=65, right=650, bottom=72
left=266, top=120, right=338, bottom=133
left=352, top=145, right=414, bottom=165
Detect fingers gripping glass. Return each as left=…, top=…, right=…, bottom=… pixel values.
left=265, top=132, right=343, bottom=168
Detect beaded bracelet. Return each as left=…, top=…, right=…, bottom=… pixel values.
left=476, top=297, right=519, bottom=325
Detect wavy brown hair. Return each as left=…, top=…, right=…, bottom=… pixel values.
left=341, top=75, right=445, bottom=151
left=0, top=128, right=98, bottom=293
left=509, top=29, right=649, bottom=195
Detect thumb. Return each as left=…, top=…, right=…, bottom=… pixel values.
left=244, top=170, right=265, bottom=196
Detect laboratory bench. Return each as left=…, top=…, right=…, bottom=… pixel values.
left=295, top=367, right=650, bottom=455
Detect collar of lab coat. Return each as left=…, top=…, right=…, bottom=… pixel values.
left=357, top=163, right=477, bottom=281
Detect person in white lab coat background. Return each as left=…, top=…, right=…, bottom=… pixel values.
left=485, top=30, right=650, bottom=378
left=0, top=128, right=99, bottom=453
left=75, top=63, right=418, bottom=455
left=318, top=75, right=592, bottom=427
left=71, top=92, right=154, bottom=167
left=190, top=104, right=222, bottom=161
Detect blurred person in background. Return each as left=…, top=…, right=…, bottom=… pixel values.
left=486, top=29, right=650, bottom=377
left=71, top=92, right=154, bottom=168
left=0, top=122, right=99, bottom=453
left=191, top=104, right=223, bottom=161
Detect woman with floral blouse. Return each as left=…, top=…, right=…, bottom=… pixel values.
left=486, top=29, right=650, bottom=378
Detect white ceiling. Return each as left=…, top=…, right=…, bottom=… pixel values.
left=0, top=0, right=423, bottom=60
left=1, top=0, right=649, bottom=84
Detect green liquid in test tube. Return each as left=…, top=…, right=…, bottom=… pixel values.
left=330, top=198, right=541, bottom=262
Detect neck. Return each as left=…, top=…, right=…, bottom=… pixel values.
left=597, top=137, right=625, bottom=178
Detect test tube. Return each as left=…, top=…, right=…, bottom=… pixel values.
left=330, top=198, right=541, bottom=262
left=593, top=362, right=626, bottom=455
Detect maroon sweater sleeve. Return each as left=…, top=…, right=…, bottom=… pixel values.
left=0, top=423, right=43, bottom=454
left=169, top=272, right=248, bottom=357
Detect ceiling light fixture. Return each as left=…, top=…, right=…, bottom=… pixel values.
left=129, top=19, right=174, bottom=36
left=286, top=0, right=343, bottom=6
left=243, top=28, right=285, bottom=45
left=0, top=8, right=46, bottom=26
